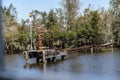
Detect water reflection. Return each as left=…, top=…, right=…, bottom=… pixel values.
left=4, top=51, right=120, bottom=80
left=24, top=63, right=47, bottom=72
left=23, top=59, right=66, bottom=69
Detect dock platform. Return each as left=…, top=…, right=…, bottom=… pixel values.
left=22, top=49, right=67, bottom=64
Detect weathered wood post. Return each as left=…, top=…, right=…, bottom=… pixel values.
left=47, top=58, right=51, bottom=62
left=52, top=57, right=56, bottom=62
left=61, top=50, right=67, bottom=60
left=24, top=51, right=30, bottom=64
left=61, top=55, right=65, bottom=60
left=36, top=56, right=39, bottom=63
left=24, top=63, right=30, bottom=69
left=111, top=40, right=114, bottom=52
left=52, top=50, right=56, bottom=62
left=43, top=50, right=47, bottom=63
left=43, top=63, right=46, bottom=73
left=91, top=48, right=93, bottom=54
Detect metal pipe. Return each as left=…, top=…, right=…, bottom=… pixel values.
left=29, top=18, right=33, bottom=50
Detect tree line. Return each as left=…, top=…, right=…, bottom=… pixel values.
left=2, top=0, right=120, bottom=54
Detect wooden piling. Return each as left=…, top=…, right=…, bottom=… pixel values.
left=47, top=58, right=51, bottom=62
left=52, top=57, right=56, bottom=62
left=61, top=55, right=65, bottom=60
left=43, top=50, right=47, bottom=63
left=24, top=51, right=30, bottom=64
left=91, top=48, right=93, bottom=54
left=36, top=58, right=39, bottom=63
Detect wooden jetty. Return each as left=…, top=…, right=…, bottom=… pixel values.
left=22, top=49, right=67, bottom=64
left=67, top=42, right=114, bottom=53
left=22, top=42, right=114, bottom=64
left=22, top=24, right=114, bottom=64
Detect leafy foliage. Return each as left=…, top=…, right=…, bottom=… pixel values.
left=110, top=0, right=120, bottom=46
left=3, top=0, right=120, bottom=53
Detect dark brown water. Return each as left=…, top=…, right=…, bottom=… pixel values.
left=4, top=51, right=120, bottom=80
